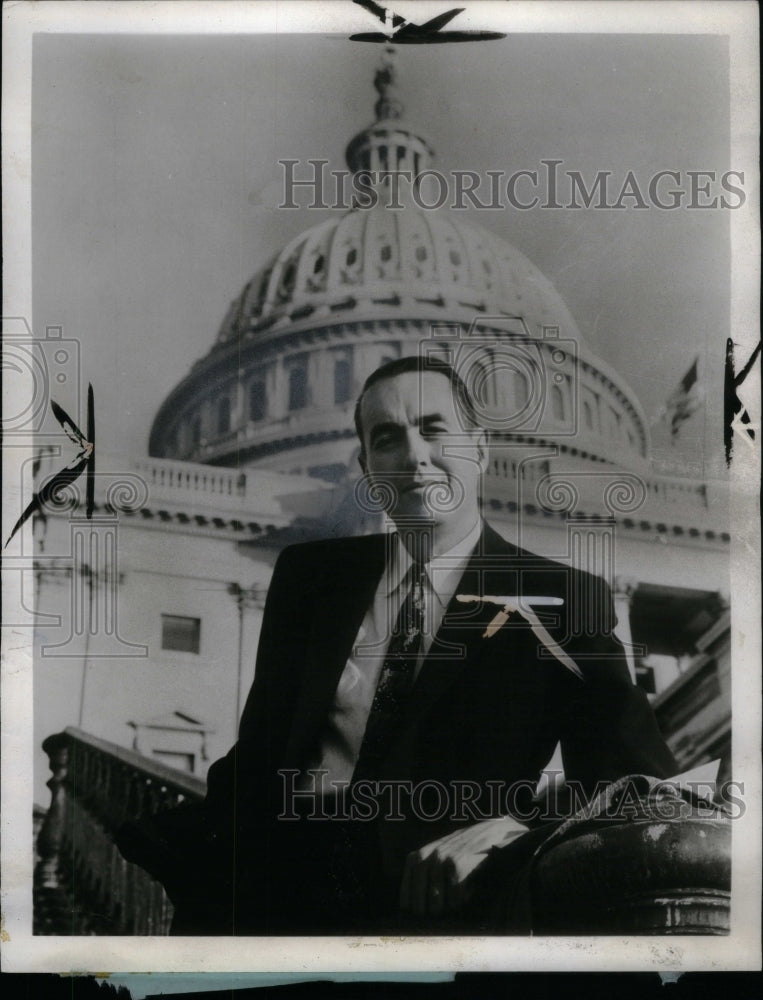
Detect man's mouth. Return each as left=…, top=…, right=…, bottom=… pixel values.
left=401, top=478, right=447, bottom=495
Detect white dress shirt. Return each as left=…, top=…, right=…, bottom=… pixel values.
left=301, top=520, right=483, bottom=791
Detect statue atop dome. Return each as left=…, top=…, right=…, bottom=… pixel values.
left=346, top=50, right=435, bottom=179
left=373, top=50, right=403, bottom=121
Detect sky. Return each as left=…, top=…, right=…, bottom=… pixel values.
left=31, top=25, right=733, bottom=478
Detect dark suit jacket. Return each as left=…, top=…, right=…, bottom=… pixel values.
left=181, top=522, right=675, bottom=931
left=120, top=525, right=675, bottom=933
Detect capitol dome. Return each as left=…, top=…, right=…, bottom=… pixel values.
left=149, top=57, right=649, bottom=484
left=211, top=206, right=585, bottom=349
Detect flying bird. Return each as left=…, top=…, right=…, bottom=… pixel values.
left=351, top=1, right=506, bottom=43
left=5, top=385, right=95, bottom=547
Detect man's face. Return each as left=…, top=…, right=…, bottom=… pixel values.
left=358, top=371, right=486, bottom=535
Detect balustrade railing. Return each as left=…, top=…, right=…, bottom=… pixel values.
left=35, top=727, right=731, bottom=936
left=134, top=457, right=244, bottom=498
left=485, top=460, right=713, bottom=522
left=34, top=727, right=205, bottom=935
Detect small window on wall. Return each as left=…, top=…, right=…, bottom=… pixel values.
left=161, top=614, right=201, bottom=654
left=288, top=360, right=309, bottom=411
left=218, top=396, right=231, bottom=434
left=334, top=358, right=351, bottom=405
left=249, top=379, right=266, bottom=422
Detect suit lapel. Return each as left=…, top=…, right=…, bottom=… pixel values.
left=283, top=535, right=387, bottom=768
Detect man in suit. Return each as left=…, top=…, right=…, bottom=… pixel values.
left=120, top=355, right=676, bottom=934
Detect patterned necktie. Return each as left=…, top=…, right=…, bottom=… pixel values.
left=352, top=561, right=427, bottom=784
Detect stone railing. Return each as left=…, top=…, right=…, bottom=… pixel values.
left=35, top=729, right=731, bottom=936
left=134, top=457, right=245, bottom=498
left=34, top=727, right=205, bottom=935
left=483, top=460, right=725, bottom=534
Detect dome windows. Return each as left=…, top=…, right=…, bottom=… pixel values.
left=276, top=257, right=298, bottom=303
left=306, top=247, right=328, bottom=294
left=249, top=378, right=267, bottom=423
left=443, top=233, right=467, bottom=283
left=341, top=242, right=361, bottom=284
left=405, top=221, right=434, bottom=279
left=334, top=357, right=352, bottom=406
left=287, top=356, right=309, bottom=411
left=217, top=396, right=231, bottom=435
left=372, top=214, right=399, bottom=279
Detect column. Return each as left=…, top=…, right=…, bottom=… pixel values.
left=269, top=359, right=287, bottom=420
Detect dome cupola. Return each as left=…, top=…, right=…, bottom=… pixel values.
left=344, top=51, right=435, bottom=181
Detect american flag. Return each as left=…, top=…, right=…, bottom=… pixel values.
left=654, top=357, right=703, bottom=440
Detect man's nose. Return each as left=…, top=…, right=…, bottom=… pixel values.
left=402, top=430, right=432, bottom=469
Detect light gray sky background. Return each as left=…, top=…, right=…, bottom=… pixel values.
left=32, top=30, right=731, bottom=476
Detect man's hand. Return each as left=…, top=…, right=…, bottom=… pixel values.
left=399, top=816, right=527, bottom=916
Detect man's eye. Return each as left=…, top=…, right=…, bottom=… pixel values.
left=424, top=424, right=448, bottom=437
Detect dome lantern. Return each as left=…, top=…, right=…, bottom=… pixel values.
left=345, top=49, right=435, bottom=182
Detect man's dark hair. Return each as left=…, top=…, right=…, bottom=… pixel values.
left=353, top=355, right=482, bottom=452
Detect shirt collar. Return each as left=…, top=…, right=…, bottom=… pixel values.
left=384, top=519, right=483, bottom=608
